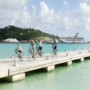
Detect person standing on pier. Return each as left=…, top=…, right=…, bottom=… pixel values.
left=15, top=43, right=22, bottom=59
left=29, top=40, right=35, bottom=60
left=36, top=39, right=42, bottom=57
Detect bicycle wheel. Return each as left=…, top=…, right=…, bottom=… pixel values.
left=52, top=51, right=55, bottom=57
left=35, top=52, right=38, bottom=57
left=28, top=53, right=31, bottom=61
left=21, top=53, right=24, bottom=61
left=56, top=51, right=58, bottom=57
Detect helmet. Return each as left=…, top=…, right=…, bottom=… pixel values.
left=54, top=40, right=56, bottom=43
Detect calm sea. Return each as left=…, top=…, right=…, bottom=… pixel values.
left=0, top=43, right=90, bottom=90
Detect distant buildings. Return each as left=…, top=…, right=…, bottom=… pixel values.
left=2, top=38, right=19, bottom=43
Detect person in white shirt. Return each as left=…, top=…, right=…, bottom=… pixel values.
left=36, top=39, right=42, bottom=56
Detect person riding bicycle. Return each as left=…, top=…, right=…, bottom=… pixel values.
left=15, top=43, right=22, bottom=59
left=52, top=40, right=57, bottom=53
left=29, top=40, right=35, bottom=60
left=36, top=39, right=42, bottom=56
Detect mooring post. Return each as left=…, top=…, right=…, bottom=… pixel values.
left=14, top=54, right=18, bottom=66
left=88, top=50, right=90, bottom=53
left=79, top=51, right=81, bottom=54
left=66, top=53, right=68, bottom=56
left=47, top=56, right=50, bottom=60
left=65, top=49, right=66, bottom=52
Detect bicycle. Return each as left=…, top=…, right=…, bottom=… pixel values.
left=52, top=48, right=58, bottom=57
left=28, top=49, right=35, bottom=61
left=14, top=49, right=24, bottom=61
left=35, top=47, right=43, bottom=57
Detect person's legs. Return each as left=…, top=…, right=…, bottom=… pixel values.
left=33, top=50, right=35, bottom=60
left=20, top=53, right=22, bottom=59
left=31, top=49, right=35, bottom=60
left=40, top=46, right=42, bottom=56
left=40, top=50, right=42, bottom=56
left=31, top=50, right=33, bottom=57
left=19, top=51, right=22, bottom=59
left=17, top=52, right=20, bottom=58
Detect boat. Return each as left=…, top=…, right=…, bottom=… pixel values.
left=46, top=40, right=54, bottom=44
left=46, top=39, right=59, bottom=44
left=60, top=33, right=85, bottom=43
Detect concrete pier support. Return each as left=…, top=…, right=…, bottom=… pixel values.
left=81, top=57, right=84, bottom=62
left=6, top=73, right=25, bottom=82
left=67, top=61, right=72, bottom=65
left=44, top=66, right=55, bottom=72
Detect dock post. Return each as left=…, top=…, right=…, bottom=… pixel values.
left=14, top=54, right=19, bottom=66
left=44, top=66, right=55, bottom=72
left=5, top=73, right=25, bottom=82
left=67, top=61, right=72, bottom=65
left=47, top=56, right=51, bottom=60
left=79, top=51, right=81, bottom=54
left=65, top=49, right=66, bottom=52
left=66, top=53, right=68, bottom=56
left=81, top=57, right=84, bottom=62
left=88, top=50, right=90, bottom=53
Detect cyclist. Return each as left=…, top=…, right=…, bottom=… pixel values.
left=15, top=43, right=22, bottom=59
left=36, top=39, right=42, bottom=56
left=52, top=40, right=57, bottom=55
left=29, top=40, right=35, bottom=60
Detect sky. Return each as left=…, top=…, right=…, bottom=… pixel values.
left=0, top=0, right=90, bottom=41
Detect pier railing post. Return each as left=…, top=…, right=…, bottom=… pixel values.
left=47, top=56, right=51, bottom=60
left=79, top=51, right=81, bottom=54
left=88, top=50, right=90, bottom=53
left=66, top=53, right=68, bottom=56
left=65, top=49, right=66, bottom=52
left=14, top=54, right=18, bottom=66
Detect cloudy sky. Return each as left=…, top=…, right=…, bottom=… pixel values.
left=0, top=0, right=90, bottom=41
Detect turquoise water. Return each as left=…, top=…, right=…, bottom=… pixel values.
left=0, top=43, right=90, bottom=90
left=0, top=43, right=90, bottom=59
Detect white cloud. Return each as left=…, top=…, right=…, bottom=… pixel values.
left=38, top=1, right=61, bottom=26
left=1, top=0, right=90, bottom=32
left=0, top=0, right=32, bottom=28
left=0, top=0, right=28, bottom=10
left=83, top=0, right=90, bottom=2
left=32, top=5, right=36, bottom=11
left=63, top=1, right=68, bottom=6
left=74, top=2, right=90, bottom=30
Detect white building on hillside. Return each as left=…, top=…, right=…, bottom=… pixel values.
left=2, top=38, right=19, bottom=43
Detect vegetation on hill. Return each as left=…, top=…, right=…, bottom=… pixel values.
left=0, top=25, right=60, bottom=41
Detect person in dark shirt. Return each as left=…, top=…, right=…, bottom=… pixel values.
left=52, top=40, right=57, bottom=53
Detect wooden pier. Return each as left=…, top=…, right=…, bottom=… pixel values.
left=0, top=49, right=90, bottom=82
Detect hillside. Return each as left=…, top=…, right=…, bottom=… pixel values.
left=0, top=25, right=60, bottom=41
